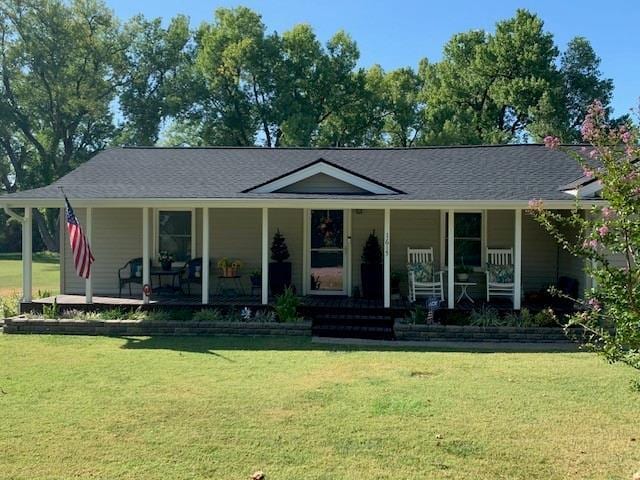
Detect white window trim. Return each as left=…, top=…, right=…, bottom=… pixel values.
left=153, top=208, right=196, bottom=266
left=249, top=161, right=398, bottom=195
left=441, top=210, right=486, bottom=271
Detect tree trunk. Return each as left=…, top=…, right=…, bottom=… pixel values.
left=33, top=208, right=60, bottom=252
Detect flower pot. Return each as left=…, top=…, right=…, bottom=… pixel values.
left=361, top=263, right=383, bottom=299
left=456, top=273, right=469, bottom=282
left=269, top=262, right=292, bottom=295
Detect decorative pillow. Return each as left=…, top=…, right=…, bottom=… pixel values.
left=488, top=264, right=514, bottom=283
left=407, top=261, right=434, bottom=283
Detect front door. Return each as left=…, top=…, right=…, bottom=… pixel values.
left=309, top=209, right=346, bottom=295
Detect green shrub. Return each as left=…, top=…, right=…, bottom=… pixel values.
left=406, top=305, right=426, bottom=324
left=192, top=308, right=223, bottom=322
left=253, top=309, right=276, bottom=323
left=99, top=308, right=126, bottom=320
left=470, top=306, right=502, bottom=327
left=42, top=299, right=59, bottom=319
left=274, top=287, right=301, bottom=323
left=146, top=309, right=172, bottom=322
left=35, top=289, right=52, bottom=299
left=224, top=307, right=243, bottom=323
left=0, top=293, right=19, bottom=318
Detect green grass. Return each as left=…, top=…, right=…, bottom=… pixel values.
left=0, top=251, right=59, bottom=296
left=1, top=335, right=639, bottom=479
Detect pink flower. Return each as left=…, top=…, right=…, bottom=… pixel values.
left=582, top=167, right=595, bottom=178
left=598, top=225, right=609, bottom=237
left=588, top=149, right=599, bottom=159
left=583, top=239, right=599, bottom=250
left=543, top=135, right=560, bottom=150
left=588, top=298, right=601, bottom=311
left=621, top=131, right=631, bottom=144
left=602, top=207, right=616, bottom=220
left=528, top=198, right=544, bottom=211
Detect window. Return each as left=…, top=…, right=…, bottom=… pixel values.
left=445, top=212, right=483, bottom=267
left=157, top=210, right=193, bottom=262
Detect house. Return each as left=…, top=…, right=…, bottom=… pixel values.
left=1, top=144, right=600, bottom=312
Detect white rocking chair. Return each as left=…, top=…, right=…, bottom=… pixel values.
left=407, top=247, right=444, bottom=302
left=486, top=248, right=515, bottom=303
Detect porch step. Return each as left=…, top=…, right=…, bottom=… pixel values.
left=311, top=313, right=395, bottom=340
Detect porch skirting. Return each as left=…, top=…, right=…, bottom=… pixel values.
left=394, top=323, right=577, bottom=343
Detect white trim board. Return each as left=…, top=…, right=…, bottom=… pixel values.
left=247, top=160, right=399, bottom=195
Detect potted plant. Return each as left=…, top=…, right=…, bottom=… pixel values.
left=391, top=271, right=401, bottom=299
left=231, top=259, right=243, bottom=276
left=360, top=230, right=383, bottom=299
left=455, top=259, right=473, bottom=282
left=158, top=251, right=174, bottom=271
left=249, top=270, right=262, bottom=288
left=269, top=229, right=292, bottom=295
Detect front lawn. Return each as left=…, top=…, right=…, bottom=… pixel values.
left=0, top=335, right=638, bottom=479
left=0, top=251, right=59, bottom=296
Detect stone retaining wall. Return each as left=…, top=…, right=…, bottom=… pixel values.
left=3, top=317, right=311, bottom=337
left=395, top=323, right=576, bottom=343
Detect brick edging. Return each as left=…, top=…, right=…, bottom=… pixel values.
left=394, top=322, right=577, bottom=343
left=3, top=317, right=312, bottom=336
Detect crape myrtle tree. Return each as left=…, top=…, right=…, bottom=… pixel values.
left=529, top=101, right=640, bottom=380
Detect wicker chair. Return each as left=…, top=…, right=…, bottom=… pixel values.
left=179, top=257, right=208, bottom=296
left=118, top=257, right=144, bottom=297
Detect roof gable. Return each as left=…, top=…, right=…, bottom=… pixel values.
left=244, top=159, right=402, bottom=195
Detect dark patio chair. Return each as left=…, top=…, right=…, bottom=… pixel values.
left=118, top=257, right=144, bottom=297
left=179, top=257, right=209, bottom=296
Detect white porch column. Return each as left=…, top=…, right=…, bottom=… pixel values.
left=142, top=207, right=150, bottom=304
left=261, top=207, right=269, bottom=305
left=447, top=209, right=455, bottom=309
left=22, top=208, right=32, bottom=303
left=383, top=208, right=390, bottom=308
left=514, top=208, right=522, bottom=309
left=85, top=207, right=93, bottom=304
left=202, top=207, right=210, bottom=305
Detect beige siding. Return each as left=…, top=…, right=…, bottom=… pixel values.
left=487, top=210, right=514, bottom=249
left=64, top=208, right=144, bottom=295
left=390, top=210, right=441, bottom=296
left=350, top=210, right=384, bottom=293
left=268, top=209, right=303, bottom=293
left=277, top=173, right=368, bottom=194
left=209, top=208, right=261, bottom=294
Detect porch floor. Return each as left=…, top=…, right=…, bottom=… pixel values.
left=24, top=294, right=412, bottom=311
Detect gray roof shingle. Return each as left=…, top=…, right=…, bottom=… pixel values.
left=2, top=144, right=586, bottom=202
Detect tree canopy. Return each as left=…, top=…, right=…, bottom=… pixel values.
left=0, top=1, right=621, bottom=250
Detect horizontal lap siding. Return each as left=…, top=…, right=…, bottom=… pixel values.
left=268, top=209, right=303, bottom=293
left=390, top=210, right=441, bottom=296
left=211, top=208, right=261, bottom=295
left=64, top=208, right=144, bottom=295
left=351, top=210, right=384, bottom=292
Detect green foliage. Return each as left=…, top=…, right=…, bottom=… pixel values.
left=361, top=230, right=383, bottom=265
left=0, top=293, right=19, bottom=318
left=469, top=306, right=503, bottom=327
left=406, top=305, right=427, bottom=324
left=192, top=309, right=223, bottom=322
left=42, top=299, right=59, bottom=319
left=270, top=229, right=290, bottom=263
left=146, top=310, right=172, bottom=322
left=531, top=102, right=640, bottom=374
left=253, top=309, right=276, bottom=323
left=274, top=287, right=301, bottom=323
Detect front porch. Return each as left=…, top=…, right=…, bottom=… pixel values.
left=12, top=203, right=587, bottom=315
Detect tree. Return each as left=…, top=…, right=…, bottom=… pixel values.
left=530, top=102, right=640, bottom=382
left=0, top=0, right=125, bottom=250
left=420, top=10, right=614, bottom=145
left=116, top=14, right=192, bottom=145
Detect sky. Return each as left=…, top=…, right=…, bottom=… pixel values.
left=105, top=0, right=639, bottom=117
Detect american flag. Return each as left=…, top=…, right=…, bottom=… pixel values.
left=65, top=196, right=95, bottom=279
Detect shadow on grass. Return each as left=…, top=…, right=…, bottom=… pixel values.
left=118, top=335, right=579, bottom=355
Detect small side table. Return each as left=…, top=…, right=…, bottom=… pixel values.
left=455, top=282, right=477, bottom=304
